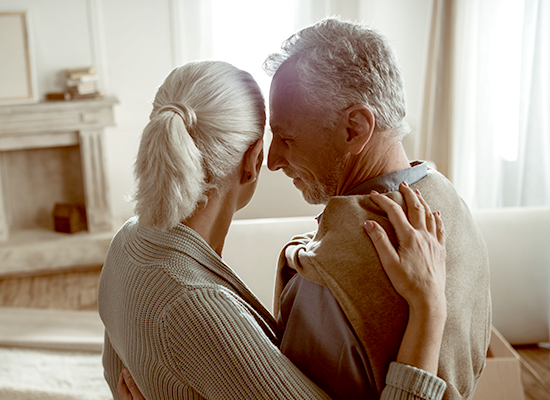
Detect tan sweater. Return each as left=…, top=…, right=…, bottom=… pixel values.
left=99, top=217, right=446, bottom=399
left=274, top=168, right=492, bottom=399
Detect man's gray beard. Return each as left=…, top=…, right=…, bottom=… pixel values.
left=299, top=157, right=345, bottom=205
left=300, top=182, right=334, bottom=205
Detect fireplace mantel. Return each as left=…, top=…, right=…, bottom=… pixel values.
left=0, top=96, right=118, bottom=276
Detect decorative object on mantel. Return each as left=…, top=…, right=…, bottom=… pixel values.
left=45, top=66, right=105, bottom=101
left=53, top=203, right=88, bottom=234
left=0, top=11, right=38, bottom=105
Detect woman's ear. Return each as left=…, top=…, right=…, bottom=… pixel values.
left=343, top=105, right=375, bottom=155
left=241, top=139, right=264, bottom=184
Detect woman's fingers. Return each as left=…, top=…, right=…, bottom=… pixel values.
left=399, top=183, right=427, bottom=231
left=414, top=189, right=437, bottom=235
left=117, top=368, right=146, bottom=400
left=369, top=190, right=411, bottom=244
left=117, top=371, right=132, bottom=400
left=369, top=183, right=439, bottom=238
left=363, top=220, right=400, bottom=269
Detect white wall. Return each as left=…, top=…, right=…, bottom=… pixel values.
left=0, top=0, right=433, bottom=222
left=359, top=0, right=433, bottom=157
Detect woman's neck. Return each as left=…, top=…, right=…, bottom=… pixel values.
left=182, top=190, right=237, bottom=257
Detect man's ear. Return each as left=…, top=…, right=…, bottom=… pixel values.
left=241, top=139, right=264, bottom=184
left=343, top=105, right=375, bottom=155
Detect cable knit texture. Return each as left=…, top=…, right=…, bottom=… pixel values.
left=99, top=217, right=447, bottom=399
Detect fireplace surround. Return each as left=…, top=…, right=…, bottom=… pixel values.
left=0, top=96, right=118, bottom=276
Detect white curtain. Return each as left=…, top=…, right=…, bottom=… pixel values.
left=171, top=0, right=359, bottom=100
left=422, top=0, right=550, bottom=209
left=416, top=0, right=456, bottom=179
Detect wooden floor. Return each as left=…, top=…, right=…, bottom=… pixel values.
left=0, top=267, right=549, bottom=399
left=0, top=266, right=102, bottom=311
left=515, top=345, right=550, bottom=400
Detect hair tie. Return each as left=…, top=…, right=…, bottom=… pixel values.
left=158, top=102, right=197, bottom=127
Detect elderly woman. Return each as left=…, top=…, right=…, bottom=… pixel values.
left=98, top=61, right=447, bottom=400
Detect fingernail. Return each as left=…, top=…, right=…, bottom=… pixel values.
left=364, top=221, right=374, bottom=232
left=123, top=368, right=130, bottom=378
left=402, top=181, right=408, bottom=187
left=370, top=190, right=379, bottom=195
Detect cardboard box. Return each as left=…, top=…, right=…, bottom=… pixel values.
left=472, top=325, right=525, bottom=400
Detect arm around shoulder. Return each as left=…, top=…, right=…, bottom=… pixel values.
left=159, top=288, right=331, bottom=399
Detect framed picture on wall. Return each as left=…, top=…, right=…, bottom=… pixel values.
left=0, top=11, right=38, bottom=105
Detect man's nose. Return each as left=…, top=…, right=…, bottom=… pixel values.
left=267, top=137, right=287, bottom=171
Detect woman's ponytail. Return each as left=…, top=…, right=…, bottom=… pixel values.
left=134, top=104, right=205, bottom=230
left=133, top=61, right=266, bottom=231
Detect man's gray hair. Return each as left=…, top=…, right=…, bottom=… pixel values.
left=263, top=17, right=410, bottom=140
left=134, top=61, right=265, bottom=230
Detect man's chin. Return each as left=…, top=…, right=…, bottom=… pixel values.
left=298, top=186, right=329, bottom=206
left=289, top=176, right=330, bottom=205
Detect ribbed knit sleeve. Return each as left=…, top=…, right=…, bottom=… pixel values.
left=102, top=331, right=125, bottom=399
left=158, top=288, right=331, bottom=399
left=381, top=362, right=447, bottom=400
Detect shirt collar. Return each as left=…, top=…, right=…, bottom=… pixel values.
left=314, top=161, right=428, bottom=223
left=343, top=161, right=427, bottom=196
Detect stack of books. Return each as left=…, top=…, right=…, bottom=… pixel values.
left=46, top=66, right=104, bottom=101
left=65, top=67, right=101, bottom=99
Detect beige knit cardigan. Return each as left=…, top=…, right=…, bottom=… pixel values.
left=274, top=168, right=492, bottom=400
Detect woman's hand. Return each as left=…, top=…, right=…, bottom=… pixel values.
left=117, top=368, right=145, bottom=400
left=363, top=182, right=446, bottom=374
left=363, top=181, right=446, bottom=315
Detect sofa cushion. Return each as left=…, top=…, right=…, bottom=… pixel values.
left=472, top=206, right=550, bottom=344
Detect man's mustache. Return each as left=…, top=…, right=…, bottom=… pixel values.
left=283, top=168, right=299, bottom=179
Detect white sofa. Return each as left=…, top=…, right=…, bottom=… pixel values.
left=223, top=216, right=318, bottom=311
left=471, top=206, right=550, bottom=345
left=224, top=206, right=550, bottom=345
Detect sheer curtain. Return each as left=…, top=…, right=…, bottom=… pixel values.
left=420, top=0, right=550, bottom=209
left=170, top=0, right=296, bottom=98
left=171, top=0, right=358, bottom=99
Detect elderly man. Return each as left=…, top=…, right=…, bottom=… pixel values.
left=264, top=18, right=491, bottom=400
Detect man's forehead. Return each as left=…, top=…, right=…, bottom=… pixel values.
left=272, top=60, right=299, bottom=89
left=269, top=61, right=301, bottom=132
left=269, top=109, right=292, bottom=135
left=269, top=59, right=300, bottom=103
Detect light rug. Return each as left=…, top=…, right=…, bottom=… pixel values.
left=0, top=346, right=111, bottom=400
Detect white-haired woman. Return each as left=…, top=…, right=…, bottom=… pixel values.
left=98, top=61, right=447, bottom=400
